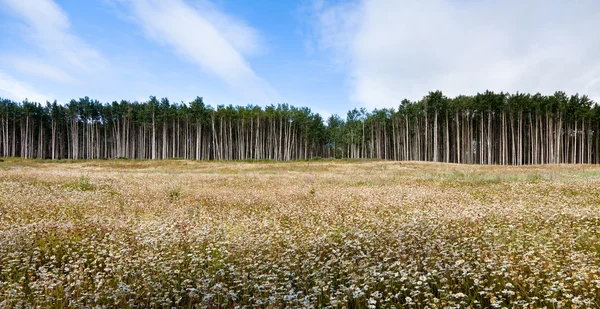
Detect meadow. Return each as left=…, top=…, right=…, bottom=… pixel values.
left=0, top=159, right=599, bottom=308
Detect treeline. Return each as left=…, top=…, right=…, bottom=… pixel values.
left=1, top=90, right=599, bottom=164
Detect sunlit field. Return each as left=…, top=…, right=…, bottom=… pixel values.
left=1, top=159, right=599, bottom=308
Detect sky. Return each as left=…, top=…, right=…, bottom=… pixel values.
left=1, top=0, right=599, bottom=118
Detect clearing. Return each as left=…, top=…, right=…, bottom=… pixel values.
left=0, top=159, right=599, bottom=308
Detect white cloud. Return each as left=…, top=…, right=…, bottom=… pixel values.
left=0, top=71, right=52, bottom=103
left=1, top=0, right=107, bottom=72
left=0, top=0, right=108, bottom=101
left=4, top=57, right=77, bottom=84
left=313, top=0, right=600, bottom=108
left=191, top=0, right=265, bottom=57
left=126, top=0, right=278, bottom=103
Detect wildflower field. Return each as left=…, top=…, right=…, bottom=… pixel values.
left=1, top=159, right=599, bottom=308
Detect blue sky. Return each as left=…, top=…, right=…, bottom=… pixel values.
left=1, top=0, right=599, bottom=118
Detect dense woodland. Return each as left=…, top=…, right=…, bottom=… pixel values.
left=1, top=90, right=600, bottom=164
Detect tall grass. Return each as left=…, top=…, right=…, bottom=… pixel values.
left=0, top=160, right=599, bottom=308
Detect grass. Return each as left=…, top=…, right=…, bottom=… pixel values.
left=0, top=159, right=599, bottom=308
left=167, top=186, right=182, bottom=201
left=64, top=175, right=95, bottom=191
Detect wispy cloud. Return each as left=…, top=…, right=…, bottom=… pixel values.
left=4, top=57, right=78, bottom=84
left=190, top=0, right=265, bottom=57
left=1, top=0, right=107, bottom=73
left=312, top=0, right=600, bottom=108
left=0, top=71, right=52, bottom=103
left=124, top=0, right=278, bottom=103
left=0, top=0, right=109, bottom=101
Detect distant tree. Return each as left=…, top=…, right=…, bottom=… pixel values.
left=0, top=90, right=598, bottom=164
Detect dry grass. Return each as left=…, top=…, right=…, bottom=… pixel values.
left=0, top=159, right=599, bottom=308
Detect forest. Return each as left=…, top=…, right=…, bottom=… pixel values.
left=1, top=90, right=599, bottom=164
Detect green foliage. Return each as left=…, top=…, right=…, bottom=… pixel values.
left=65, top=175, right=95, bottom=191
left=168, top=186, right=181, bottom=201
